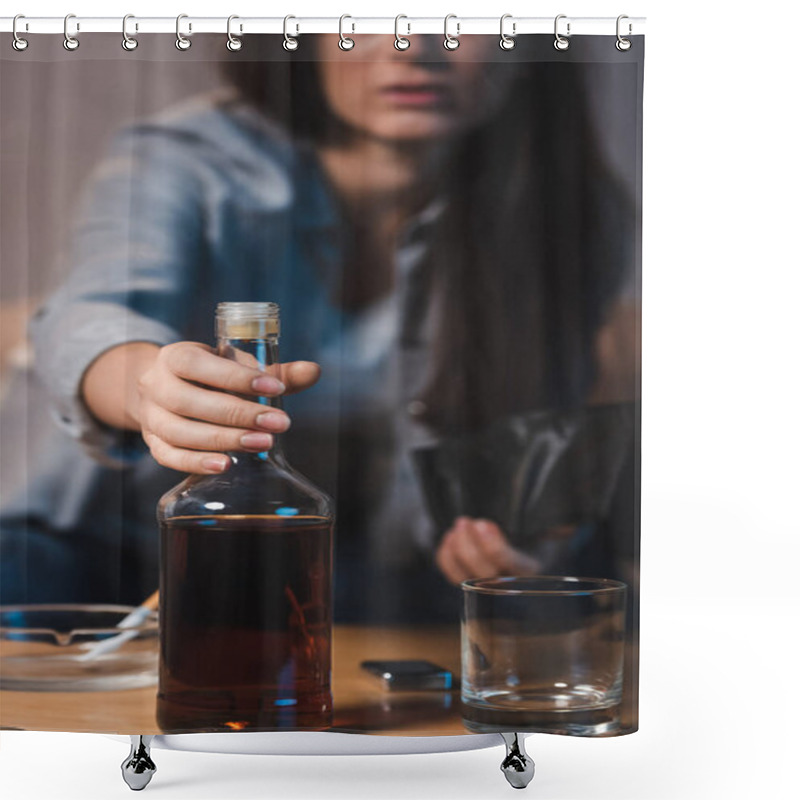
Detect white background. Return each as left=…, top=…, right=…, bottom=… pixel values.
left=2, top=1, right=799, bottom=798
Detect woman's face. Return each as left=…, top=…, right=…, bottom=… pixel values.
left=315, top=35, right=515, bottom=143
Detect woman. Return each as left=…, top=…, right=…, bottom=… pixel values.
left=1, top=35, right=638, bottom=620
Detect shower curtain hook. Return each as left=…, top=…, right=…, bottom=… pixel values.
left=394, top=15, right=411, bottom=50
left=443, top=14, right=460, bottom=51
left=499, top=14, right=516, bottom=50
left=283, top=15, right=299, bottom=51
left=175, top=14, right=191, bottom=51
left=554, top=14, right=571, bottom=51
left=122, top=15, right=138, bottom=51
left=12, top=15, right=29, bottom=52
left=339, top=14, right=355, bottom=50
left=615, top=14, right=632, bottom=51
left=63, top=14, right=80, bottom=51
left=227, top=15, right=243, bottom=51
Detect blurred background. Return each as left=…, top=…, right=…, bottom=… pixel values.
left=0, top=34, right=638, bottom=390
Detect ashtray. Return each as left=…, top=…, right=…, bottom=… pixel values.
left=0, top=604, right=159, bottom=692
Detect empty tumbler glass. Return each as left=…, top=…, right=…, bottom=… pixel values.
left=461, top=576, right=626, bottom=736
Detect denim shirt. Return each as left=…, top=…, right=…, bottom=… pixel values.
left=0, top=91, right=444, bottom=610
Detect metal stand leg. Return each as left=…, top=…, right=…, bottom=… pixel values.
left=500, top=733, right=535, bottom=789
left=121, top=735, right=157, bottom=791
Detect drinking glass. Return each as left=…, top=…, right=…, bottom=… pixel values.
left=461, top=576, right=626, bottom=736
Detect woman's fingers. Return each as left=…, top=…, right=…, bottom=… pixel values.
left=470, top=518, right=519, bottom=572
left=435, top=517, right=542, bottom=585
left=142, top=430, right=230, bottom=475
left=450, top=518, right=503, bottom=581
left=160, top=342, right=321, bottom=398
left=135, top=342, right=319, bottom=472
left=436, top=518, right=500, bottom=585
left=145, top=372, right=291, bottom=432
left=144, top=406, right=274, bottom=454
left=470, top=518, right=542, bottom=575
left=435, top=534, right=472, bottom=585
left=162, top=342, right=287, bottom=396
left=276, top=361, right=322, bottom=395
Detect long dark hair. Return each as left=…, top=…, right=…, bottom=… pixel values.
left=223, top=38, right=634, bottom=434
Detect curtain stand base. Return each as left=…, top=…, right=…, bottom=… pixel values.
left=500, top=732, right=535, bottom=789
left=121, top=735, right=156, bottom=791
left=120, top=732, right=535, bottom=790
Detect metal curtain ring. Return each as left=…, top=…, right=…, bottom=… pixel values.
left=283, top=15, right=299, bottom=51
left=227, top=15, right=242, bottom=51
left=616, top=14, right=632, bottom=51
left=499, top=14, right=516, bottom=50
left=63, top=13, right=79, bottom=51
left=394, top=15, right=411, bottom=51
left=12, top=14, right=29, bottom=51
left=554, top=14, right=570, bottom=51
left=339, top=14, right=355, bottom=50
left=122, top=14, right=138, bottom=51
left=443, top=14, right=460, bottom=51
left=175, top=14, right=191, bottom=51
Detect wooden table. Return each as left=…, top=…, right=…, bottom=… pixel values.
left=0, top=625, right=468, bottom=736
left=1, top=625, right=637, bottom=736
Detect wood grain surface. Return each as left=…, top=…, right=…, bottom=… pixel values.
left=0, top=625, right=468, bottom=736
left=1, top=625, right=636, bottom=737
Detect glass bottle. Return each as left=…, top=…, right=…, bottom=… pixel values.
left=156, top=302, right=334, bottom=733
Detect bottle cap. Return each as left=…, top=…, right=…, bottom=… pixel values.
left=216, top=302, right=280, bottom=339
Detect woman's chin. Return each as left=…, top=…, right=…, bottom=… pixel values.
left=371, top=122, right=459, bottom=144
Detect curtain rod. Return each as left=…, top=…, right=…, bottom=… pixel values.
left=1, top=16, right=646, bottom=37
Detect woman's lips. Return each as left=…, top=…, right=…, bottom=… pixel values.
left=380, top=84, right=454, bottom=108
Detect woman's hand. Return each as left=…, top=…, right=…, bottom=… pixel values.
left=135, top=341, right=320, bottom=474
left=84, top=340, right=320, bottom=474
left=435, top=516, right=542, bottom=585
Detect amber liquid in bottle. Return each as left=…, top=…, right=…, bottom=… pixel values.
left=156, top=302, right=334, bottom=733
left=157, top=514, right=332, bottom=732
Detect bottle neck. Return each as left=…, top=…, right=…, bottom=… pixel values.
left=217, top=335, right=287, bottom=464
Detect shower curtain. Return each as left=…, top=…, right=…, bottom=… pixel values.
left=0, top=28, right=643, bottom=738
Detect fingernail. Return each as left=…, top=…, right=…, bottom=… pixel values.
left=256, top=412, right=290, bottom=432
left=474, top=520, right=493, bottom=537
left=240, top=432, right=274, bottom=450
left=251, top=376, right=286, bottom=395
left=202, top=456, right=229, bottom=473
